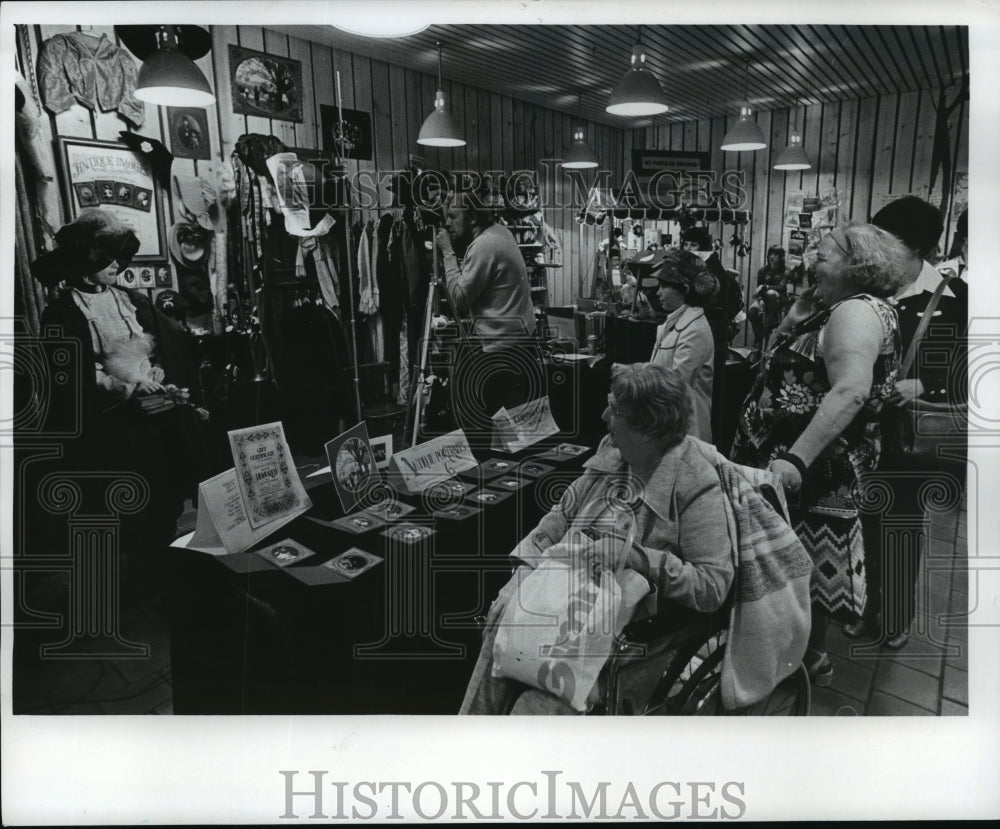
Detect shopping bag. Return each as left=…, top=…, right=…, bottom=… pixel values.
left=491, top=554, right=649, bottom=713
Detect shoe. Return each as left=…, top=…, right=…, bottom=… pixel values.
left=885, top=633, right=909, bottom=650
left=804, top=649, right=834, bottom=687
left=842, top=614, right=881, bottom=640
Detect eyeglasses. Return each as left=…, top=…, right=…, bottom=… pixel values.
left=606, top=394, right=630, bottom=420
left=828, top=232, right=851, bottom=257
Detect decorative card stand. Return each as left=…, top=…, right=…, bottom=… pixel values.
left=171, top=422, right=311, bottom=556
left=385, top=429, right=477, bottom=494
left=491, top=396, right=560, bottom=454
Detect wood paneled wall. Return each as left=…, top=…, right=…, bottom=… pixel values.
left=209, top=25, right=632, bottom=308
left=19, top=24, right=968, bottom=329
left=634, top=89, right=969, bottom=344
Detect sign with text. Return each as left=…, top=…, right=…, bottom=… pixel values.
left=491, top=396, right=560, bottom=453
left=171, top=467, right=307, bottom=556
left=387, top=430, right=477, bottom=494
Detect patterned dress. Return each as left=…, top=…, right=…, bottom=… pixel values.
left=732, top=294, right=900, bottom=621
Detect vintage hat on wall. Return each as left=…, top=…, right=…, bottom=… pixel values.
left=168, top=221, right=211, bottom=268
left=154, top=288, right=189, bottom=319
left=119, top=130, right=174, bottom=188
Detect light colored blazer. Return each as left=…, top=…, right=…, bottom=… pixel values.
left=650, top=305, right=715, bottom=442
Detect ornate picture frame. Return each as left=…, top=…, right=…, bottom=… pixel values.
left=57, top=136, right=167, bottom=263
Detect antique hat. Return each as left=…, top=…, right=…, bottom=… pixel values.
left=154, top=288, right=189, bottom=319
left=654, top=247, right=719, bottom=301
left=168, top=221, right=211, bottom=268
left=118, top=130, right=173, bottom=188
left=30, top=208, right=140, bottom=287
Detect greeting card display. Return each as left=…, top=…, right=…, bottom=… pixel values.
left=324, top=422, right=377, bottom=513
left=172, top=465, right=310, bottom=557
left=491, top=396, right=560, bottom=453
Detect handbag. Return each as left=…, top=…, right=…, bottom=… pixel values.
left=882, top=273, right=965, bottom=469
left=490, top=529, right=650, bottom=712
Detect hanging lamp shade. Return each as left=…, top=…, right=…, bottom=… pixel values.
left=774, top=131, right=812, bottom=170
left=606, top=44, right=668, bottom=117
left=721, top=102, right=766, bottom=151
left=720, top=60, right=765, bottom=152
left=131, top=26, right=215, bottom=107
left=417, top=42, right=466, bottom=148
left=563, top=126, right=600, bottom=169
left=334, top=23, right=429, bottom=38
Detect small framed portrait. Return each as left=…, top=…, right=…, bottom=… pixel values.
left=119, top=268, right=137, bottom=288
left=132, top=187, right=153, bottom=212
left=369, top=434, right=393, bottom=470
left=73, top=182, right=99, bottom=207
left=167, top=107, right=212, bottom=161
left=95, top=180, right=116, bottom=203
left=154, top=264, right=172, bottom=288
left=320, top=104, right=373, bottom=161
left=138, top=266, right=155, bottom=288
left=115, top=182, right=134, bottom=206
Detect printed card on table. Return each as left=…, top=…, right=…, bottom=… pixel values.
left=491, top=396, right=560, bottom=453
left=229, top=421, right=311, bottom=529
left=324, top=422, right=377, bottom=513
left=323, top=548, right=383, bottom=580
left=254, top=538, right=316, bottom=568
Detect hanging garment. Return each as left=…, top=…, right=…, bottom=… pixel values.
left=15, top=70, right=60, bottom=246
left=357, top=221, right=377, bottom=315
left=37, top=31, right=144, bottom=126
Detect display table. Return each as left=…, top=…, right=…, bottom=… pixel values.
left=162, top=442, right=594, bottom=714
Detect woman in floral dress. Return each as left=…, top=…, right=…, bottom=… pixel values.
left=731, top=223, right=910, bottom=686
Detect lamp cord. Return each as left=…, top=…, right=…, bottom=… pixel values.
left=436, top=41, right=442, bottom=89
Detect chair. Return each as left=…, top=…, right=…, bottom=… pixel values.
left=346, top=361, right=409, bottom=438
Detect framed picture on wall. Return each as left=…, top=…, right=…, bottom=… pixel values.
left=57, top=137, right=167, bottom=263
left=229, top=44, right=304, bottom=122
left=320, top=104, right=373, bottom=161
left=166, top=107, right=211, bottom=160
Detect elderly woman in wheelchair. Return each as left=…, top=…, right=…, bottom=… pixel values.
left=460, top=361, right=812, bottom=716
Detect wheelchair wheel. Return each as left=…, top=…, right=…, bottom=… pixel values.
left=674, top=644, right=810, bottom=716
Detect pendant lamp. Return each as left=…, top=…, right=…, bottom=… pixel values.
left=334, top=23, right=429, bottom=38
left=563, top=92, right=599, bottom=169
left=774, top=105, right=812, bottom=170
left=606, top=28, right=668, bottom=117
left=417, top=42, right=466, bottom=148
left=119, top=25, right=215, bottom=108
left=720, top=59, right=766, bottom=152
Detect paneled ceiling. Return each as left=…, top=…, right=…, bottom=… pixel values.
left=270, top=24, right=968, bottom=128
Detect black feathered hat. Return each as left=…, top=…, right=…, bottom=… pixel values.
left=30, top=209, right=140, bottom=288
left=118, top=130, right=174, bottom=189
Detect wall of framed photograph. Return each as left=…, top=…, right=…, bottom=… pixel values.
left=228, top=44, right=304, bottom=122
left=56, top=136, right=168, bottom=263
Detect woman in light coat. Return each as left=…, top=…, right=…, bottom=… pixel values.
left=649, top=248, right=718, bottom=443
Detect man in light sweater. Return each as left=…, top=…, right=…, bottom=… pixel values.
left=435, top=192, right=544, bottom=441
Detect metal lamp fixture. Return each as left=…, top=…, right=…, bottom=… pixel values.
left=417, top=42, right=466, bottom=147
left=720, top=59, right=766, bottom=152
left=334, top=23, right=429, bottom=38
left=774, top=105, right=812, bottom=170
left=562, top=92, right=599, bottom=169
left=124, top=26, right=215, bottom=108
left=606, top=29, right=668, bottom=117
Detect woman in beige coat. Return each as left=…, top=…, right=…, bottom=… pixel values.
left=649, top=248, right=718, bottom=443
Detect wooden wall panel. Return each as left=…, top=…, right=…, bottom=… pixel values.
left=19, top=22, right=967, bottom=322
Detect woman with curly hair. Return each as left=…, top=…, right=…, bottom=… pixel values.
left=731, top=223, right=910, bottom=686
